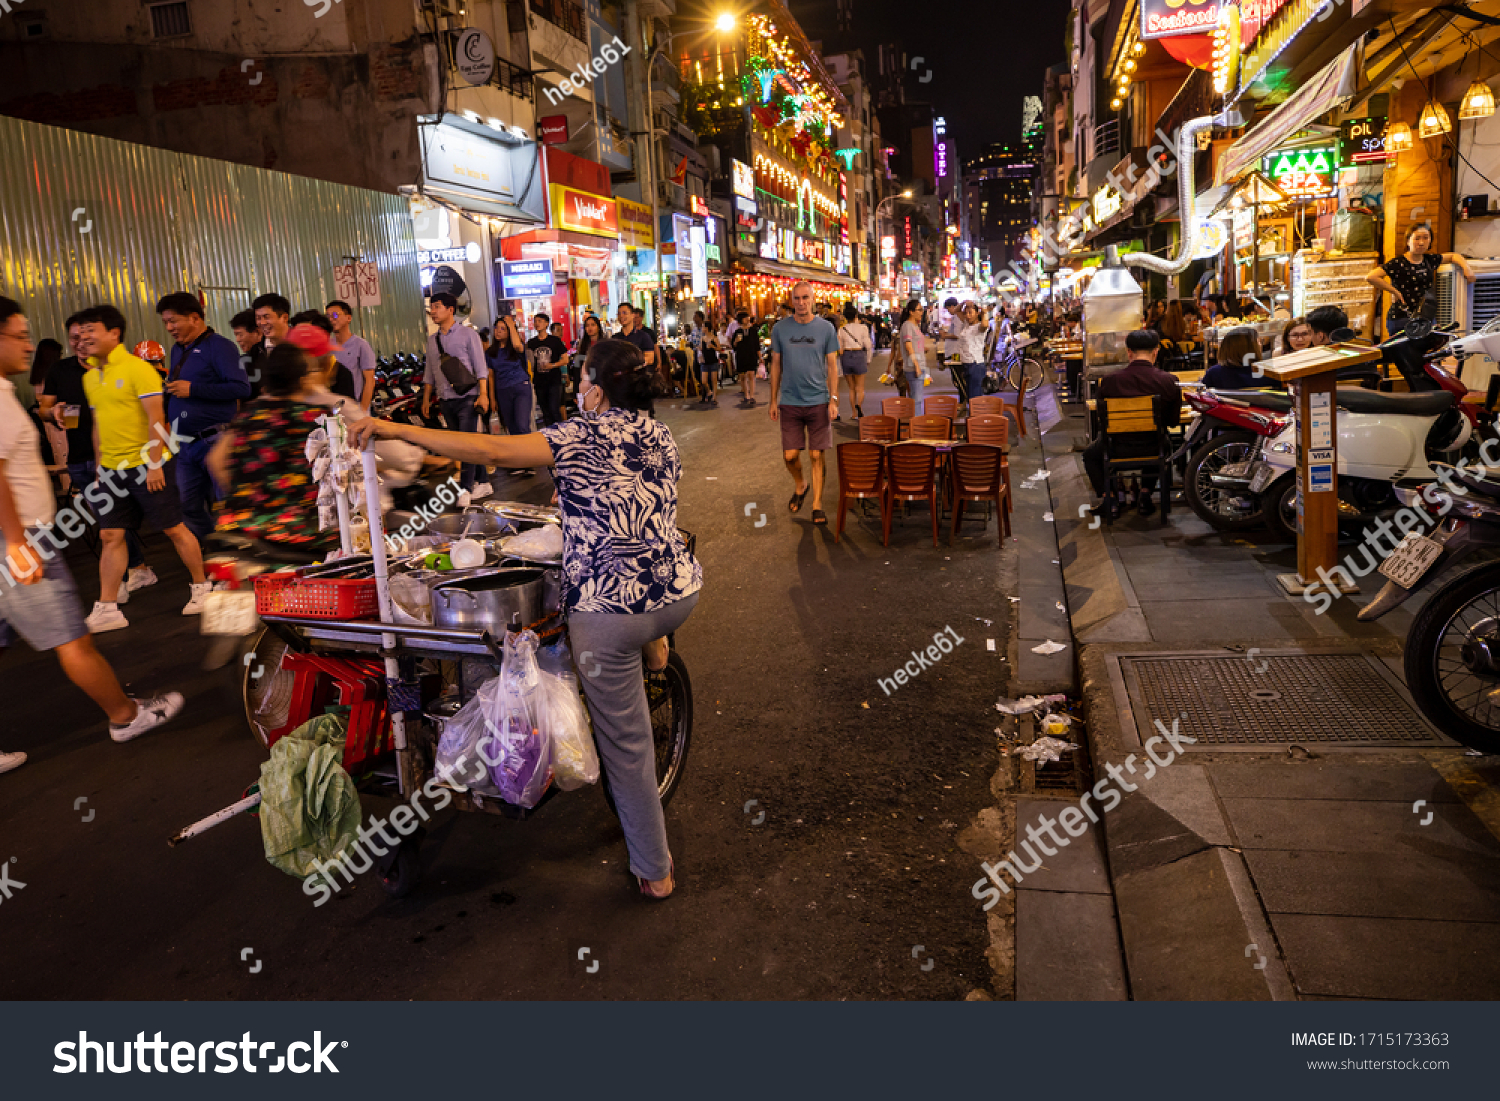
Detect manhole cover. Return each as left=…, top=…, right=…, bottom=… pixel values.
left=1110, top=650, right=1449, bottom=750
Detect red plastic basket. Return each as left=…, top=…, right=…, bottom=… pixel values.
left=254, top=571, right=381, bottom=620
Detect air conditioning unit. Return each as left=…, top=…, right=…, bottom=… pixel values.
left=1439, top=259, right=1500, bottom=389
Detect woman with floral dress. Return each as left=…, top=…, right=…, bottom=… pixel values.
left=353, top=338, right=702, bottom=900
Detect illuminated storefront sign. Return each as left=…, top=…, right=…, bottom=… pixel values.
left=500, top=259, right=555, bottom=298
left=732, top=159, right=755, bottom=199
left=881, top=235, right=896, bottom=259
left=549, top=183, right=618, bottom=237
left=1264, top=143, right=1338, bottom=198
left=1339, top=117, right=1387, bottom=165
left=690, top=194, right=710, bottom=216
left=1093, top=184, right=1123, bottom=222
left=1141, top=0, right=1219, bottom=39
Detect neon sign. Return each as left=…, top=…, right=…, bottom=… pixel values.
left=1264, top=143, right=1338, bottom=198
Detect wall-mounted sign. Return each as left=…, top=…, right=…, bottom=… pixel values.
left=538, top=115, right=569, bottom=145
left=334, top=262, right=383, bottom=307
left=672, top=214, right=696, bottom=273
left=1141, top=0, right=1219, bottom=39
left=549, top=183, right=618, bottom=237
left=732, top=159, right=755, bottom=200
left=617, top=197, right=654, bottom=249
left=1212, top=3, right=1241, bottom=95
left=421, top=119, right=518, bottom=204
left=418, top=243, right=482, bottom=266
left=1264, top=144, right=1338, bottom=198
left=1339, top=116, right=1387, bottom=166
left=690, top=194, right=710, bottom=216
left=1192, top=218, right=1229, bottom=259
left=1093, top=183, right=1123, bottom=222
left=454, top=28, right=496, bottom=86
left=500, top=259, right=555, bottom=298
left=881, top=235, right=896, bottom=260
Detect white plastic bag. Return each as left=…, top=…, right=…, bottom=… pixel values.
left=538, top=663, right=598, bottom=790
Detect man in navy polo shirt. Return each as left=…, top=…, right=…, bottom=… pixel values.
left=157, top=292, right=252, bottom=544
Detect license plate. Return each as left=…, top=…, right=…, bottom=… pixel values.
left=1378, top=532, right=1444, bottom=588
left=1248, top=462, right=1276, bottom=493
left=200, top=590, right=259, bottom=636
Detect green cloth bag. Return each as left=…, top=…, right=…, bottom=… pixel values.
left=258, top=713, right=363, bottom=880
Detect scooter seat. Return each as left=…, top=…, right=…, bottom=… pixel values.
left=1333, top=389, right=1456, bottom=416
left=1214, top=390, right=1293, bottom=412
left=1448, top=467, right=1500, bottom=500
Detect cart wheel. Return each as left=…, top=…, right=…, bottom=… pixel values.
left=378, top=834, right=423, bottom=899
left=602, top=649, right=694, bottom=815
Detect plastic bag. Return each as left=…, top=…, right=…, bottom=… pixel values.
left=476, top=630, right=553, bottom=807
left=537, top=661, right=598, bottom=790
left=433, top=680, right=502, bottom=796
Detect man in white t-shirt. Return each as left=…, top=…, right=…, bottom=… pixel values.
left=0, top=297, right=184, bottom=770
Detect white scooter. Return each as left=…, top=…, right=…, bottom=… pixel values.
left=1250, top=326, right=1474, bottom=542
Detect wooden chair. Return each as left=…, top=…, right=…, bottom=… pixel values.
left=1100, top=395, right=1171, bottom=526
left=908, top=414, right=952, bottom=441
left=834, top=441, right=887, bottom=543
left=949, top=444, right=1012, bottom=545
left=881, top=396, right=915, bottom=439
left=858, top=414, right=898, bottom=443
left=967, top=394, right=1007, bottom=417
left=924, top=394, right=959, bottom=420
left=884, top=442, right=941, bottom=546
left=965, top=414, right=1010, bottom=514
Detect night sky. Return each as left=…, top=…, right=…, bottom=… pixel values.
left=789, top=0, right=1075, bottom=158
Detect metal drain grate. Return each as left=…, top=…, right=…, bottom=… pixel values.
left=1113, top=651, right=1448, bottom=749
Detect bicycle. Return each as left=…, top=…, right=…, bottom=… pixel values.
left=985, top=334, right=1050, bottom=395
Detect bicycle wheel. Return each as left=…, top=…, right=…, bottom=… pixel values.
left=1007, top=357, right=1047, bottom=393
left=600, top=648, right=694, bottom=813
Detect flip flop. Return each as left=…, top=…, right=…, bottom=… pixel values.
left=789, top=488, right=809, bottom=513
left=811, top=509, right=828, bottom=525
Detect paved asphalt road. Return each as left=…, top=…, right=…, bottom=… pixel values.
left=0, top=364, right=1016, bottom=1000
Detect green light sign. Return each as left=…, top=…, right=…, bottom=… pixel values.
left=1263, top=144, right=1338, bottom=199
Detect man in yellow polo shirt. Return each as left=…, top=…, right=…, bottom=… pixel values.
left=79, top=304, right=210, bottom=633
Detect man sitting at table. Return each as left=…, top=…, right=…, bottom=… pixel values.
left=1082, top=330, right=1181, bottom=518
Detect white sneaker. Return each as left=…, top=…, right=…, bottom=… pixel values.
left=182, top=582, right=213, bottom=616
left=110, top=692, right=185, bottom=743
left=126, top=566, right=158, bottom=592
left=86, top=602, right=129, bottom=633
left=115, top=582, right=129, bottom=605
left=0, top=751, right=25, bottom=774
left=468, top=483, right=493, bottom=501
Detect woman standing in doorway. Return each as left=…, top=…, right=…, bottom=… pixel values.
left=1367, top=223, right=1476, bottom=335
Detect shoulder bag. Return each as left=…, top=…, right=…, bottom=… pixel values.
left=435, top=331, right=478, bottom=395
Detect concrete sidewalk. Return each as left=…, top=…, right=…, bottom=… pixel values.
left=1033, top=387, right=1500, bottom=1000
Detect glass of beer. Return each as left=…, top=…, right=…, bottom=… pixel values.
left=63, top=404, right=81, bottom=430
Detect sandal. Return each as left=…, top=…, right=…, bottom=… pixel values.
left=811, top=509, right=828, bottom=525
left=789, top=487, right=809, bottom=513
left=639, top=858, right=675, bottom=900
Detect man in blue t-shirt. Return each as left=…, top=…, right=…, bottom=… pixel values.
left=770, top=281, right=840, bottom=525
left=157, top=292, right=252, bottom=544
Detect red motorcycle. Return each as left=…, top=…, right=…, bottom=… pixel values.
left=1179, top=386, right=1292, bottom=531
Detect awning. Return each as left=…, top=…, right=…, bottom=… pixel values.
left=735, top=258, right=867, bottom=288
left=1215, top=45, right=1359, bottom=187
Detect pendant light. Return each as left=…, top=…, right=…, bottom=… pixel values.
left=1385, top=120, right=1414, bottom=152
left=1460, top=79, right=1496, bottom=120
left=1418, top=99, right=1453, bottom=139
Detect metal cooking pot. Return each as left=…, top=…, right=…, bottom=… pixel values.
left=425, top=507, right=506, bottom=539
left=430, top=567, right=546, bottom=631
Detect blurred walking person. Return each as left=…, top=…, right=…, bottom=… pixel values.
left=836, top=303, right=872, bottom=419
left=0, top=296, right=183, bottom=760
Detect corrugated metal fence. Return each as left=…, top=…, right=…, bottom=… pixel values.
left=0, top=114, right=426, bottom=355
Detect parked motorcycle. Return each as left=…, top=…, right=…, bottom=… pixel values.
left=1182, top=326, right=1474, bottom=539
left=1358, top=466, right=1500, bottom=752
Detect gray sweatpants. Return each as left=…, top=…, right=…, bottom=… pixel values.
left=568, top=592, right=699, bottom=881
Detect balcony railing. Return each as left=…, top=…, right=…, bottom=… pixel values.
left=522, top=0, right=587, bottom=42
left=1093, top=119, right=1120, bottom=160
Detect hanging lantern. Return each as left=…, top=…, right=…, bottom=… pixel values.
left=1418, top=100, right=1452, bottom=139
left=1385, top=120, right=1414, bottom=152
left=1460, top=80, right=1496, bottom=120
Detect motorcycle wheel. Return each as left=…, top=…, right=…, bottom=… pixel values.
left=1265, top=474, right=1299, bottom=544
left=1404, top=560, right=1500, bottom=754
left=1185, top=430, right=1267, bottom=531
